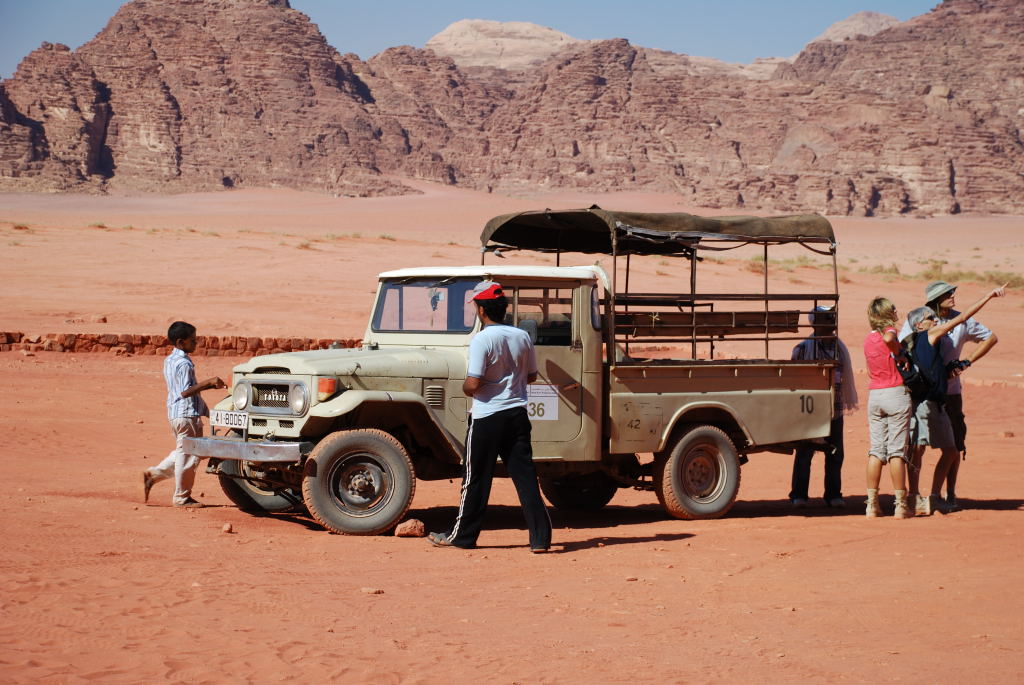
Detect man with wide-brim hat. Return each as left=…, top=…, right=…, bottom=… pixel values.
left=900, top=280, right=1000, bottom=512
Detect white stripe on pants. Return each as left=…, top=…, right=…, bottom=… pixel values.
left=148, top=417, right=203, bottom=504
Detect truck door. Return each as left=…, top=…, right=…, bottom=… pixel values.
left=514, top=285, right=584, bottom=442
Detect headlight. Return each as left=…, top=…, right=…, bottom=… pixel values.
left=232, top=383, right=249, bottom=410
left=289, top=384, right=309, bottom=414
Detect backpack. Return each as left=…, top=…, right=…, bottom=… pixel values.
left=898, top=333, right=937, bottom=404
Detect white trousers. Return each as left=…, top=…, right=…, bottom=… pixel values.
left=148, top=417, right=203, bottom=504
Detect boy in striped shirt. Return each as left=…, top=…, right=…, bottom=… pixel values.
left=143, top=321, right=226, bottom=507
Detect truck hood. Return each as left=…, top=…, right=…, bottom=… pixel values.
left=233, top=346, right=466, bottom=379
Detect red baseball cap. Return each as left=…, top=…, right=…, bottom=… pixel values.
left=468, top=281, right=504, bottom=302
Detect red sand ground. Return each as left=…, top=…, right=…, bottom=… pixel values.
left=1, top=184, right=1022, bottom=683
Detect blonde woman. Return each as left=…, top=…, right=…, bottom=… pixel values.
left=863, top=298, right=912, bottom=518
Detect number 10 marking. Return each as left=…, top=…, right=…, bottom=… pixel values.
left=799, top=395, right=814, bottom=413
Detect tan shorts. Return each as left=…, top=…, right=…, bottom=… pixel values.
left=911, top=399, right=956, bottom=451
left=868, top=386, right=912, bottom=462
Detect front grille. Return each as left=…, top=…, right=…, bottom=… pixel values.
left=252, top=419, right=267, bottom=427
left=253, top=384, right=290, bottom=408
left=254, top=367, right=291, bottom=374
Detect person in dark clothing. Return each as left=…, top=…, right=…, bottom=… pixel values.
left=789, top=306, right=858, bottom=508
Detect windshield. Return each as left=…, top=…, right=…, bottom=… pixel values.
left=371, top=278, right=478, bottom=334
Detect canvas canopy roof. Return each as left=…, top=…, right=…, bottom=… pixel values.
left=480, top=206, right=835, bottom=256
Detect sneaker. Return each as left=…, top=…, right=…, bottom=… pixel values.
left=174, top=497, right=204, bottom=508
left=827, top=497, right=847, bottom=508
left=945, top=495, right=962, bottom=512
left=865, top=498, right=882, bottom=518
left=928, top=494, right=948, bottom=515
left=530, top=546, right=550, bottom=554
left=142, top=471, right=156, bottom=503
left=427, top=532, right=473, bottom=549
left=791, top=498, right=808, bottom=508
left=914, top=494, right=930, bottom=516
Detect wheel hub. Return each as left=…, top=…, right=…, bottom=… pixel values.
left=330, top=453, right=390, bottom=512
left=683, top=449, right=718, bottom=498
left=347, top=470, right=377, bottom=499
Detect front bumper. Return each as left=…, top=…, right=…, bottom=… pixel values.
left=184, top=436, right=313, bottom=463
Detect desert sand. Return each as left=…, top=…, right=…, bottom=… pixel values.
left=1, top=183, right=1022, bottom=683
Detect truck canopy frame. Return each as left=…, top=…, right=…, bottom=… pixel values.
left=479, top=206, right=840, bottom=362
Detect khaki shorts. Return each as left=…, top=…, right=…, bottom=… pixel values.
left=911, top=399, right=956, bottom=451
left=868, top=386, right=912, bottom=462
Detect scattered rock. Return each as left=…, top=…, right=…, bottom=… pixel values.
left=91, top=315, right=107, bottom=323
left=361, top=587, right=384, bottom=595
left=394, top=518, right=426, bottom=537
left=1000, top=431, right=1015, bottom=438
left=221, top=523, right=234, bottom=534
left=19, top=350, right=35, bottom=357
left=625, top=576, right=638, bottom=582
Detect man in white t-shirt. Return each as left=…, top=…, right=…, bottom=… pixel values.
left=428, top=281, right=552, bottom=552
left=899, top=280, right=999, bottom=511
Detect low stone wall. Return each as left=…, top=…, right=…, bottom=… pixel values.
left=0, top=332, right=362, bottom=356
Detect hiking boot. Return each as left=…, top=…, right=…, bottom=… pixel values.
left=791, top=498, right=808, bottom=508
left=827, top=497, right=847, bottom=508
left=865, top=491, right=882, bottom=518
left=914, top=494, right=930, bottom=516
left=893, top=491, right=911, bottom=519
left=174, top=497, right=204, bottom=508
left=142, top=471, right=156, bottom=503
left=945, top=494, right=962, bottom=512
left=928, top=494, right=948, bottom=515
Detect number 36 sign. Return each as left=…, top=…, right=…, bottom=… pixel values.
left=527, top=384, right=559, bottom=421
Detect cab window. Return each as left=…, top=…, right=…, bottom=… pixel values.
left=515, top=287, right=573, bottom=346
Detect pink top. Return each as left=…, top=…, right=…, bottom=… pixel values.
left=864, top=328, right=902, bottom=389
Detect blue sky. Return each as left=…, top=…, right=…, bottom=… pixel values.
left=0, top=0, right=939, bottom=80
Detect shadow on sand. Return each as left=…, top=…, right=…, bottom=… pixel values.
left=228, top=496, right=1023, bottom=538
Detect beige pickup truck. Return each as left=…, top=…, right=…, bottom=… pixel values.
left=186, top=208, right=840, bottom=534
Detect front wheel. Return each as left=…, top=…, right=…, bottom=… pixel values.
left=217, top=459, right=302, bottom=513
left=302, top=429, right=415, bottom=535
left=655, top=425, right=740, bottom=520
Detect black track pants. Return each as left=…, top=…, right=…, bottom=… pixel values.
left=448, top=406, right=552, bottom=549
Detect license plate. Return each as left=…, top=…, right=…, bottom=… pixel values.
left=210, top=410, right=248, bottom=429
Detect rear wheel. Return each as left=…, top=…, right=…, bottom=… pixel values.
left=302, top=429, right=415, bottom=535
left=218, top=459, right=302, bottom=513
left=540, top=471, right=619, bottom=511
left=655, top=425, right=740, bottom=520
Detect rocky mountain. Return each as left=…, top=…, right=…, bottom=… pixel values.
left=805, top=10, right=903, bottom=46
left=425, top=19, right=584, bottom=70
left=1, top=0, right=1021, bottom=216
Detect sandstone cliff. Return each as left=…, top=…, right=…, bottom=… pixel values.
left=425, top=19, right=584, bottom=70
left=1, top=0, right=1021, bottom=216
